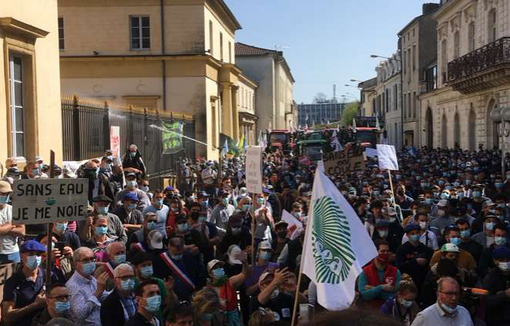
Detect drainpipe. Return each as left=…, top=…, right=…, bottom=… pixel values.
left=161, top=0, right=167, bottom=111
left=399, top=38, right=404, bottom=150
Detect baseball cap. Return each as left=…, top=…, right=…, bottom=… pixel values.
left=404, top=224, right=421, bottom=233
left=123, top=192, right=139, bottom=202
left=493, top=246, right=510, bottom=259
left=207, top=259, right=225, bottom=273
left=147, top=230, right=164, bottom=250
left=258, top=271, right=275, bottom=286
left=441, top=243, right=460, bottom=253
left=92, top=195, right=113, bottom=203
left=20, top=240, right=47, bottom=253
left=227, top=245, right=243, bottom=265
left=258, top=241, right=273, bottom=251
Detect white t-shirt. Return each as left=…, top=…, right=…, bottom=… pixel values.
left=0, top=205, right=19, bottom=254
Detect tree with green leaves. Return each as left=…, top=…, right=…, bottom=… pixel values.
left=341, top=101, right=360, bottom=127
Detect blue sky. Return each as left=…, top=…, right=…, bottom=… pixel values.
left=225, top=0, right=436, bottom=104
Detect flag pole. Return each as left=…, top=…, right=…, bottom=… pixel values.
left=387, top=169, right=397, bottom=209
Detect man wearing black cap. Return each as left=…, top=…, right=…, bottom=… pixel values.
left=483, top=246, right=510, bottom=326
left=2, top=240, right=49, bottom=326
left=113, top=192, right=144, bottom=234
left=80, top=195, right=127, bottom=244
left=396, top=224, right=434, bottom=292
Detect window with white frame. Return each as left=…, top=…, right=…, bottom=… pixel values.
left=9, top=55, right=25, bottom=157
left=130, top=16, right=150, bottom=50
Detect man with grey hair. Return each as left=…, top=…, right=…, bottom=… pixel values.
left=100, top=263, right=138, bottom=326
left=122, top=144, right=146, bottom=177
left=93, top=242, right=127, bottom=290
left=67, top=247, right=110, bottom=326
left=411, top=277, right=473, bottom=326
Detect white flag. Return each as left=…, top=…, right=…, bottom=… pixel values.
left=302, top=169, right=377, bottom=310
left=377, top=144, right=399, bottom=170
left=281, top=210, right=304, bottom=240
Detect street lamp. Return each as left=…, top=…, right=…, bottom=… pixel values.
left=491, top=106, right=510, bottom=174
left=344, top=84, right=360, bottom=89
left=350, top=79, right=363, bottom=83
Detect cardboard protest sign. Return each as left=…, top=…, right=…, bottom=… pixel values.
left=245, top=146, right=263, bottom=194
left=12, top=179, right=88, bottom=225
left=323, top=146, right=366, bottom=177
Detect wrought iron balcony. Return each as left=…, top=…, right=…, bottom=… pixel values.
left=447, top=37, right=510, bottom=94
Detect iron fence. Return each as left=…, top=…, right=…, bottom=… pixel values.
left=62, top=96, right=195, bottom=187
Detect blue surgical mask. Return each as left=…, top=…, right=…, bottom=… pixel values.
left=465, top=180, right=472, bottom=186
left=473, top=191, right=481, bottom=198
left=130, top=152, right=136, bottom=158
left=199, top=216, right=207, bottom=223
left=129, top=181, right=138, bottom=188
left=0, top=195, right=9, bottom=205
left=128, top=203, right=137, bottom=210
left=441, top=302, right=457, bottom=314
left=425, top=198, right=433, bottom=205
left=450, top=237, right=461, bottom=246
left=495, top=237, right=507, bottom=246
left=242, top=204, right=251, bottom=212
left=114, top=254, right=126, bottom=265
left=486, top=222, right=495, bottom=231
left=97, top=206, right=109, bottom=215
left=121, top=278, right=135, bottom=291
left=203, top=313, right=214, bottom=321
left=55, top=222, right=68, bottom=232
left=145, top=295, right=161, bottom=313
left=496, top=183, right=503, bottom=189
left=32, top=168, right=40, bottom=176
left=178, top=223, right=189, bottom=232
left=26, top=255, right=42, bottom=270
left=458, top=192, right=465, bottom=199
left=222, top=198, right=229, bottom=206
left=460, top=230, right=471, bottom=238
left=141, top=265, right=154, bottom=278
left=410, top=234, right=421, bottom=242
left=212, top=268, right=226, bottom=279
left=261, top=251, right=272, bottom=260
left=156, top=199, right=164, bottom=207
left=147, top=221, right=157, bottom=230
left=82, top=262, right=96, bottom=275
left=95, top=226, right=108, bottom=236
left=257, top=197, right=265, bottom=205
left=55, top=301, right=71, bottom=314
left=401, top=299, right=413, bottom=308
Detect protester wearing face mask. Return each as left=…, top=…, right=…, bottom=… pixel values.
left=396, top=224, right=434, bottom=292
left=171, top=214, right=205, bottom=257
left=471, top=215, right=499, bottom=248
left=482, top=246, right=510, bottom=326
left=114, top=192, right=144, bottom=234
left=192, top=288, right=223, bottom=326
left=478, top=223, right=510, bottom=279
left=249, top=268, right=295, bottom=322
left=84, top=215, right=118, bottom=257
left=131, top=252, right=173, bottom=317
left=429, top=226, right=477, bottom=277
left=31, top=283, right=73, bottom=326
left=365, top=200, right=384, bottom=237
left=358, top=240, right=401, bottom=309
left=429, top=200, right=454, bottom=242
left=217, top=214, right=251, bottom=259
left=115, top=172, right=151, bottom=212
left=381, top=280, right=420, bottom=325
left=2, top=240, right=48, bottom=326
left=253, top=191, right=275, bottom=244
left=271, top=221, right=290, bottom=262
left=125, top=280, right=162, bottom=326
left=81, top=195, right=127, bottom=245
left=128, top=212, right=163, bottom=254
left=153, top=236, right=205, bottom=301
left=100, top=263, right=138, bottom=326
left=206, top=258, right=248, bottom=326
left=245, top=241, right=279, bottom=297
left=0, top=180, right=25, bottom=264
left=401, top=213, right=438, bottom=251
left=121, top=144, right=147, bottom=178
left=141, top=190, right=170, bottom=238
left=210, top=190, right=236, bottom=237
left=454, top=219, right=483, bottom=263
left=412, top=277, right=473, bottom=325
left=189, top=202, right=219, bottom=264
left=66, top=247, right=110, bottom=326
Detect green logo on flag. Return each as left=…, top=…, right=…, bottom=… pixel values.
left=312, top=196, right=355, bottom=284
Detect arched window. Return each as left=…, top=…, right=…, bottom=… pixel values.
left=468, top=106, right=476, bottom=151
left=441, top=113, right=448, bottom=148
left=426, top=107, right=433, bottom=148
left=454, top=111, right=460, bottom=148
left=487, top=99, right=499, bottom=149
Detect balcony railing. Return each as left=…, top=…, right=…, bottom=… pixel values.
left=448, top=37, right=510, bottom=82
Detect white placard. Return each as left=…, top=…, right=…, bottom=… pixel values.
left=377, top=144, right=399, bottom=171
left=110, top=126, right=121, bottom=158
left=12, top=179, right=89, bottom=225
left=365, top=147, right=378, bottom=158
left=281, top=210, right=304, bottom=240
left=245, top=146, right=263, bottom=194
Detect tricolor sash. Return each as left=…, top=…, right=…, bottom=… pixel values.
left=134, top=242, right=147, bottom=252
left=160, top=252, right=196, bottom=290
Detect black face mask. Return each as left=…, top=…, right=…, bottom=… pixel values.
left=190, top=211, right=200, bottom=221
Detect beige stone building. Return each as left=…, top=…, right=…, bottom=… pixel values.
left=0, top=0, right=63, bottom=166
left=237, top=73, right=258, bottom=145
left=420, top=0, right=510, bottom=152
left=58, top=0, right=244, bottom=160
left=359, top=77, right=377, bottom=117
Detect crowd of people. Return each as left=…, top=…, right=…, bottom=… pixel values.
left=0, top=141, right=510, bottom=326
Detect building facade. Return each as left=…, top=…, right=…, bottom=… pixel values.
left=58, top=0, right=242, bottom=160
left=297, top=101, right=345, bottom=127
left=235, top=43, right=295, bottom=132
left=359, top=77, right=378, bottom=117
left=237, top=73, right=257, bottom=145
left=399, top=3, right=440, bottom=148
left=420, top=0, right=510, bottom=153
left=376, top=54, right=402, bottom=148
left=0, top=0, right=63, bottom=165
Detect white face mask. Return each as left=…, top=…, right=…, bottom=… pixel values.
left=498, top=261, right=510, bottom=272
left=419, top=221, right=427, bottom=230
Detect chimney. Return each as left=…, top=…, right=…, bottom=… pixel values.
left=423, top=3, right=440, bottom=15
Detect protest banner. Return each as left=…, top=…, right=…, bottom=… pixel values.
left=377, top=144, right=399, bottom=171
left=281, top=210, right=304, bottom=240
left=323, top=146, right=366, bottom=177
left=110, top=126, right=121, bottom=157
left=12, top=178, right=88, bottom=225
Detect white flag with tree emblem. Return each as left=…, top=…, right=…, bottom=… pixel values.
left=302, top=169, right=378, bottom=310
